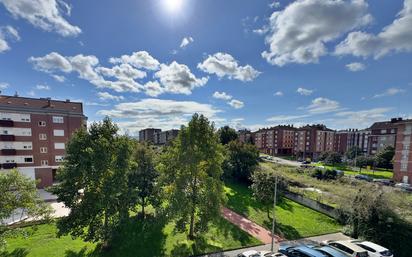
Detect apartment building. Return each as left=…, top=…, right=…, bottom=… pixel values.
left=254, top=128, right=270, bottom=154
left=334, top=129, right=371, bottom=154
left=154, top=129, right=179, bottom=145
left=367, top=119, right=399, bottom=155
left=139, top=128, right=161, bottom=143
left=294, top=124, right=333, bottom=160
left=393, top=119, right=412, bottom=183
left=254, top=126, right=296, bottom=156
left=238, top=129, right=253, bottom=144
left=0, top=95, right=86, bottom=188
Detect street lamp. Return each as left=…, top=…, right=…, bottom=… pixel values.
left=271, top=176, right=278, bottom=252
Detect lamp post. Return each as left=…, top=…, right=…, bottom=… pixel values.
left=271, top=176, right=278, bottom=252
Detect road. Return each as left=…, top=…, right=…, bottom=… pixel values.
left=262, top=156, right=301, bottom=167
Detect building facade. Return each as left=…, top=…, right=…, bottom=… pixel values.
left=253, top=126, right=296, bottom=156
left=294, top=124, right=333, bottom=160
left=238, top=129, right=252, bottom=144
left=139, top=128, right=161, bottom=143
left=393, top=119, right=412, bottom=183
left=154, top=129, right=179, bottom=145
left=0, top=95, right=86, bottom=188
left=367, top=119, right=399, bottom=155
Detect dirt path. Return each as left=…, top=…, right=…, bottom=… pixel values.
left=221, top=207, right=283, bottom=244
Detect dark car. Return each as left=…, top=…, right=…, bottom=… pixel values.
left=355, top=174, right=372, bottom=182
left=279, top=244, right=327, bottom=257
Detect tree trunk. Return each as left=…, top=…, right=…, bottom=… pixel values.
left=141, top=197, right=145, bottom=218
left=189, top=211, right=195, bottom=239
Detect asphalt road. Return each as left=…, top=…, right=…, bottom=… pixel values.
left=262, top=156, right=301, bottom=167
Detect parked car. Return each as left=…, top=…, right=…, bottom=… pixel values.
left=258, top=251, right=288, bottom=257
left=372, top=179, right=392, bottom=186
left=279, top=244, right=328, bottom=257
left=350, top=240, right=393, bottom=257
left=394, top=182, right=412, bottom=192
left=355, top=174, right=372, bottom=182
left=311, top=245, right=350, bottom=257
left=323, top=240, right=369, bottom=257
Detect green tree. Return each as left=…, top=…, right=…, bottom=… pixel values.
left=128, top=143, right=160, bottom=218
left=224, top=140, right=259, bottom=182
left=354, top=155, right=375, bottom=172
left=324, top=152, right=342, bottom=166
left=346, top=146, right=363, bottom=160
left=318, top=151, right=330, bottom=162
left=375, top=145, right=395, bottom=169
left=50, top=118, right=133, bottom=247
left=160, top=114, right=225, bottom=239
left=0, top=170, right=51, bottom=250
left=217, top=125, right=238, bottom=145
left=250, top=169, right=287, bottom=217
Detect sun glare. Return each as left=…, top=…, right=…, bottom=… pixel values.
left=163, top=0, right=184, bottom=13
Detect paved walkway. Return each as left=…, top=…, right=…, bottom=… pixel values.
left=221, top=207, right=282, bottom=244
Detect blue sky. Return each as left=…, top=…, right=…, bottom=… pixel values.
left=0, top=0, right=411, bottom=135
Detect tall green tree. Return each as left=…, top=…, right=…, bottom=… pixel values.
left=375, top=145, right=395, bottom=169
left=354, top=156, right=375, bottom=172
left=128, top=143, right=160, bottom=218
left=161, top=114, right=225, bottom=239
left=223, top=140, right=259, bottom=182
left=0, top=170, right=52, bottom=250
left=346, top=146, right=363, bottom=160
left=324, top=152, right=342, bottom=166
left=217, top=125, right=238, bottom=145
left=50, top=118, right=133, bottom=246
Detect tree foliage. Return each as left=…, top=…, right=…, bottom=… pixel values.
left=217, top=126, right=238, bottom=145
left=374, top=145, right=395, bottom=169
left=355, top=156, right=375, bottom=171
left=50, top=118, right=133, bottom=245
left=319, top=152, right=342, bottom=165
left=128, top=143, right=160, bottom=218
left=0, top=170, right=51, bottom=250
left=346, top=146, right=363, bottom=160
left=223, top=140, right=259, bottom=183
left=160, top=114, right=226, bottom=239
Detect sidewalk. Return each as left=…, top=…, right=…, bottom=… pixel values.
left=221, top=207, right=283, bottom=244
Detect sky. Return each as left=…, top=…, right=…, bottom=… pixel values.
left=0, top=0, right=412, bottom=135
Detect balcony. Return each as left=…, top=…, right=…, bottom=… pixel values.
left=1, top=149, right=16, bottom=155
left=0, top=120, right=14, bottom=127
left=2, top=163, right=17, bottom=169
left=0, top=135, right=15, bottom=141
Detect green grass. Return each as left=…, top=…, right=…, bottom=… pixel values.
left=224, top=182, right=342, bottom=240
left=3, top=215, right=261, bottom=257
left=312, top=163, right=394, bottom=180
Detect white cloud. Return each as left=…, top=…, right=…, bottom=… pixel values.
left=228, top=99, right=244, bottom=109
left=0, top=25, right=20, bottom=52
left=373, top=88, right=405, bottom=98
left=269, top=1, right=281, bottom=9
left=143, top=81, right=164, bottom=97
left=261, top=0, right=371, bottom=66
left=306, top=97, right=341, bottom=114
left=29, top=52, right=73, bottom=73
left=180, top=36, right=194, bottom=48
left=296, top=87, right=313, bottom=96
left=274, top=91, right=283, bottom=96
left=335, top=0, right=412, bottom=59
left=267, top=114, right=309, bottom=122
left=0, top=82, right=9, bottom=89
left=96, top=64, right=146, bottom=80
left=0, top=0, right=81, bottom=37
left=198, top=52, right=260, bottom=82
left=52, top=74, right=65, bottom=82
left=97, top=92, right=124, bottom=101
left=35, top=84, right=50, bottom=90
left=333, top=108, right=392, bottom=128
left=346, top=62, right=366, bottom=72
left=213, top=91, right=232, bottom=100
left=98, top=98, right=221, bottom=134
left=109, top=51, right=160, bottom=70
left=154, top=61, right=208, bottom=95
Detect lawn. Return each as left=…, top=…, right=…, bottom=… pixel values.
left=3, top=215, right=261, bottom=257
left=224, top=182, right=342, bottom=240
left=311, top=163, right=393, bottom=180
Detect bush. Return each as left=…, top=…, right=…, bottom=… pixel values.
left=311, top=168, right=338, bottom=180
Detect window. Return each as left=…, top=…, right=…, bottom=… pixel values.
left=54, top=143, right=65, bottom=149
left=53, top=129, right=64, bottom=136
left=24, top=157, right=33, bottom=163
left=55, top=156, right=64, bottom=162
left=38, top=121, right=46, bottom=126
left=381, top=129, right=387, bottom=134
left=39, top=134, right=47, bottom=140
left=41, top=160, right=48, bottom=166
left=404, top=145, right=410, bottom=150
left=23, top=144, right=32, bottom=149
left=401, top=163, right=408, bottom=171
left=52, top=116, right=64, bottom=123
left=40, top=147, right=48, bottom=153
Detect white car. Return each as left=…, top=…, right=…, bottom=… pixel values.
left=237, top=250, right=260, bottom=257
left=350, top=240, right=393, bottom=257
left=323, top=240, right=369, bottom=257
left=237, top=250, right=287, bottom=257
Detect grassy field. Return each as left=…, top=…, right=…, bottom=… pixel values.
left=311, top=163, right=393, bottom=180
left=224, top=182, right=342, bottom=240
left=3, top=215, right=261, bottom=257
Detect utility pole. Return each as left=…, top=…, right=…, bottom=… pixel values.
left=271, top=176, right=278, bottom=252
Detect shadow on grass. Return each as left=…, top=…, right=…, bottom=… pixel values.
left=0, top=248, right=29, bottom=257
left=65, top=215, right=167, bottom=257
left=225, top=181, right=267, bottom=217
left=262, top=220, right=301, bottom=240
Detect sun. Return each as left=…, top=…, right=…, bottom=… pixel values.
left=163, top=0, right=184, bottom=13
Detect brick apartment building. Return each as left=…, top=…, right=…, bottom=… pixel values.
left=0, top=95, right=86, bottom=188
left=293, top=124, right=333, bottom=160
left=238, top=129, right=253, bottom=144
left=393, top=119, right=412, bottom=183
left=154, top=129, right=179, bottom=145
left=367, top=119, right=399, bottom=155
left=254, top=125, right=296, bottom=156
left=139, top=128, right=161, bottom=143
left=334, top=129, right=370, bottom=154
